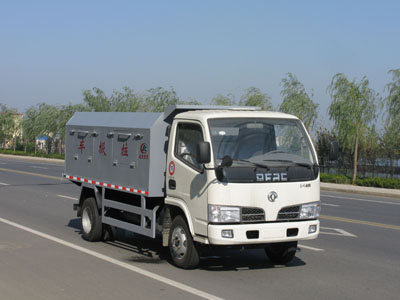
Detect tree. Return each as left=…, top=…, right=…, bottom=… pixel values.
left=57, top=103, right=88, bottom=154
left=179, top=98, right=202, bottom=105
left=210, top=94, right=236, bottom=106
left=328, top=73, right=377, bottom=184
left=384, top=69, right=400, bottom=122
left=358, top=125, right=380, bottom=177
left=0, top=104, right=18, bottom=149
left=143, top=87, right=179, bottom=112
left=315, top=127, right=336, bottom=167
left=279, top=73, right=318, bottom=131
left=381, top=119, right=400, bottom=177
left=382, top=69, right=400, bottom=173
left=83, top=87, right=144, bottom=112
left=111, top=87, right=142, bottom=112
left=83, top=87, right=112, bottom=112
left=10, top=112, right=21, bottom=152
left=35, top=103, right=60, bottom=153
left=239, top=87, right=273, bottom=110
left=21, top=106, right=40, bottom=153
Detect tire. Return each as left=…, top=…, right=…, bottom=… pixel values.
left=265, top=241, right=298, bottom=265
left=102, top=224, right=116, bottom=242
left=81, top=197, right=102, bottom=242
left=168, top=215, right=200, bottom=269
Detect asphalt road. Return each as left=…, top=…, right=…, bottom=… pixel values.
left=0, top=156, right=399, bottom=300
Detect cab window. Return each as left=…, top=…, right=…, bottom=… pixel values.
left=175, top=123, right=204, bottom=170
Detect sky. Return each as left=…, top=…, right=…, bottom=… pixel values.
left=1, top=0, right=399, bottom=130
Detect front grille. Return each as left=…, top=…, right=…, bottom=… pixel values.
left=241, top=207, right=265, bottom=223
left=277, top=205, right=300, bottom=220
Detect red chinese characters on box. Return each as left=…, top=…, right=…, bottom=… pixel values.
left=121, top=143, right=129, bottom=157
left=78, top=139, right=85, bottom=153
left=99, top=141, right=106, bottom=156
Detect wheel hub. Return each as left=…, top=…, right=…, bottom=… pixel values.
left=171, top=226, right=187, bottom=259
left=82, top=207, right=92, bottom=233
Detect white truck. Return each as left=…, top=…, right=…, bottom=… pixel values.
left=64, top=105, right=326, bottom=269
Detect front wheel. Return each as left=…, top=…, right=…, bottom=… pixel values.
left=265, top=241, right=298, bottom=265
left=168, top=215, right=199, bottom=269
left=81, top=197, right=102, bottom=242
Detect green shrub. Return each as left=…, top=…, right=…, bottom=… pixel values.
left=356, top=177, right=400, bottom=189
left=321, top=173, right=400, bottom=189
left=320, top=173, right=352, bottom=184
left=0, top=149, right=64, bottom=160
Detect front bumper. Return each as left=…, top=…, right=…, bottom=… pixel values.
left=207, top=219, right=319, bottom=245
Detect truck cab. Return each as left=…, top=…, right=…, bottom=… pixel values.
left=164, top=109, right=320, bottom=268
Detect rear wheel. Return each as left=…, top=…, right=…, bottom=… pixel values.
left=168, top=215, right=199, bottom=269
left=265, top=241, right=298, bottom=265
left=81, top=197, right=102, bottom=242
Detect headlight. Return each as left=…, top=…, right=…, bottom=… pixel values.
left=299, top=202, right=321, bottom=219
left=208, top=205, right=240, bottom=223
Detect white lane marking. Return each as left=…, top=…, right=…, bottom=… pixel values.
left=0, top=217, right=223, bottom=300
left=298, top=244, right=324, bottom=252
left=57, top=195, right=78, bottom=201
left=0, top=182, right=10, bottom=186
left=320, top=227, right=357, bottom=237
left=321, top=203, right=340, bottom=207
left=321, top=194, right=400, bottom=206
left=31, top=166, right=48, bottom=170
left=0, top=162, right=7, bottom=165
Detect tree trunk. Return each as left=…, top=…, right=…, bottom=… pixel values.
left=391, top=159, right=394, bottom=178
left=59, top=140, right=62, bottom=155
left=352, top=127, right=359, bottom=185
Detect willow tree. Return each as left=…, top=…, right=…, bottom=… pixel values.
left=279, top=73, right=318, bottom=131
left=328, top=73, right=377, bottom=184
left=385, top=69, right=400, bottom=121
left=0, top=104, right=18, bottom=149
left=111, top=87, right=143, bottom=112
left=83, top=87, right=113, bottom=112
left=211, top=93, right=236, bottom=106
left=240, top=87, right=273, bottom=111
left=21, top=106, right=40, bottom=153
left=382, top=69, right=400, bottom=175
left=143, top=87, right=179, bottom=112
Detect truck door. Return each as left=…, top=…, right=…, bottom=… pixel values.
left=166, top=121, right=208, bottom=237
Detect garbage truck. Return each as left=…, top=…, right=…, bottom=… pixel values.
left=63, top=105, right=325, bottom=269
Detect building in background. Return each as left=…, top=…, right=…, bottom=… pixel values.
left=35, top=136, right=48, bottom=151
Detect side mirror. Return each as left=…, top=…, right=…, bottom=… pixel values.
left=196, top=142, right=211, bottom=164
left=221, top=155, right=232, bottom=168
left=329, top=141, right=339, bottom=161
left=215, top=155, right=232, bottom=181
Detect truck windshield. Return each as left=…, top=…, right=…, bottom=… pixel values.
left=208, top=118, right=316, bottom=167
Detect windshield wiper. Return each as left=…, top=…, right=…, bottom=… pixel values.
left=262, top=159, right=312, bottom=169
left=232, top=159, right=270, bottom=170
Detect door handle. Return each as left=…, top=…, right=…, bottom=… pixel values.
left=169, top=179, right=176, bottom=190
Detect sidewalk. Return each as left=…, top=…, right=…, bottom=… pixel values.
left=0, top=153, right=64, bottom=165
left=321, top=182, right=400, bottom=199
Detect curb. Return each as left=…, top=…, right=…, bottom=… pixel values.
left=321, top=182, right=400, bottom=199
left=0, top=153, right=64, bottom=165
